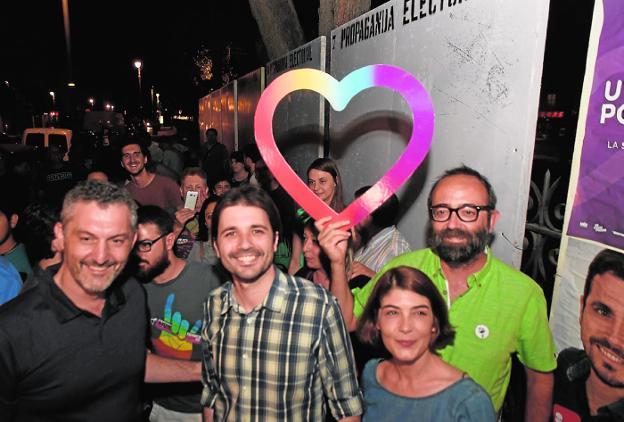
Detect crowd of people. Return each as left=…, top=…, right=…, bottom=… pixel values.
left=0, top=127, right=622, bottom=421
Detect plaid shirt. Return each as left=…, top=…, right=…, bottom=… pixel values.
left=201, top=268, right=363, bottom=421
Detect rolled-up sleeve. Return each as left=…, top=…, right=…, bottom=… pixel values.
left=200, top=299, right=218, bottom=409
left=319, top=296, right=364, bottom=419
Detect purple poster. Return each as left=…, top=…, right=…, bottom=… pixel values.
left=567, top=0, right=624, bottom=249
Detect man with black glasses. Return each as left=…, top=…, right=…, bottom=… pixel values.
left=134, top=205, right=220, bottom=422
left=319, top=165, right=556, bottom=421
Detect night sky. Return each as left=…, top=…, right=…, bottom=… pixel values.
left=0, top=1, right=274, bottom=117
left=0, top=0, right=593, bottom=125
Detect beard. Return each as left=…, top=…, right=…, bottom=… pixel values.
left=428, top=226, right=492, bottom=266
left=136, top=253, right=170, bottom=281
left=588, top=337, right=624, bottom=388
left=71, top=259, right=122, bottom=295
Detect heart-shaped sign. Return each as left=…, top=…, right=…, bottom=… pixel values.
left=254, top=64, right=434, bottom=230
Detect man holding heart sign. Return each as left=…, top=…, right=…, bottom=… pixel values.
left=318, top=166, right=557, bottom=420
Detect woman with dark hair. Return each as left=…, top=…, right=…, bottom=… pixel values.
left=307, top=157, right=345, bottom=212
left=187, top=195, right=220, bottom=265
left=357, top=266, right=495, bottom=421
left=295, top=220, right=332, bottom=289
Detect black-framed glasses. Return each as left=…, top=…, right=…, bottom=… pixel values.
left=135, top=232, right=168, bottom=252
left=429, top=205, right=492, bottom=222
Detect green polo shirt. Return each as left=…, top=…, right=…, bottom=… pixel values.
left=352, top=248, right=556, bottom=411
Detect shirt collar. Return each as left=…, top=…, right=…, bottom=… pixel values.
left=221, top=266, right=288, bottom=315
left=602, top=398, right=624, bottom=418
left=432, top=247, right=493, bottom=288
left=42, top=266, right=127, bottom=323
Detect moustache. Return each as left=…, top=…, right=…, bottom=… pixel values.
left=439, top=229, right=470, bottom=239
left=82, top=260, right=116, bottom=267
left=230, top=248, right=263, bottom=258
left=590, top=337, right=624, bottom=360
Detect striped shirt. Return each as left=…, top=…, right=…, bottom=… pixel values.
left=353, top=226, right=411, bottom=272
left=201, top=268, right=363, bottom=421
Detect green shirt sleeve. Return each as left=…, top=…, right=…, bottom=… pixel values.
left=516, top=285, right=557, bottom=372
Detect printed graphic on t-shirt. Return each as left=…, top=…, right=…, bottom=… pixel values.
left=150, top=293, right=201, bottom=360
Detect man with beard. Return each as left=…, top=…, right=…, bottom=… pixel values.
left=0, top=181, right=147, bottom=421
left=318, top=166, right=556, bottom=420
left=201, top=185, right=363, bottom=421
left=553, top=249, right=624, bottom=421
left=121, top=139, right=182, bottom=214
left=135, top=205, right=220, bottom=421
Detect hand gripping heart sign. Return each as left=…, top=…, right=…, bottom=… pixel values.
left=254, top=64, right=435, bottom=230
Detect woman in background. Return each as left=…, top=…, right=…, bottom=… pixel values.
left=187, top=195, right=220, bottom=265
left=307, top=157, right=345, bottom=212
left=357, top=266, right=495, bottom=422
left=289, top=158, right=346, bottom=274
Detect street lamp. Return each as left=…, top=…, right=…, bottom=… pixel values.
left=88, top=98, right=94, bottom=109
left=134, top=60, right=143, bottom=92
left=49, top=91, right=56, bottom=110
left=134, top=59, right=143, bottom=113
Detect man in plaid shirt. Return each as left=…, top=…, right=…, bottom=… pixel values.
left=201, top=185, right=363, bottom=421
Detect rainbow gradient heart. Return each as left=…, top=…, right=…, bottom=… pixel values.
left=254, top=64, right=434, bottom=230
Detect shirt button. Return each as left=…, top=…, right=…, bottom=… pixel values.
left=242, top=353, right=247, bottom=360
left=246, top=318, right=253, bottom=324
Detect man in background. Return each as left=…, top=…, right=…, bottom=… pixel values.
left=121, top=139, right=182, bottom=214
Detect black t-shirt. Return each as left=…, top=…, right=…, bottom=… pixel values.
left=40, top=162, right=75, bottom=208
left=553, top=347, right=624, bottom=421
left=0, top=267, right=147, bottom=421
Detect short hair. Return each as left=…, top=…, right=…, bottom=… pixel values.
left=61, top=181, right=138, bottom=229
left=354, top=186, right=400, bottom=228
left=427, top=165, right=497, bottom=209
left=137, top=205, right=174, bottom=236
left=357, top=266, right=455, bottom=353
left=307, top=157, right=345, bottom=212
left=16, top=203, right=59, bottom=265
left=206, top=127, right=218, bottom=137
left=0, top=201, right=19, bottom=219
left=242, top=143, right=261, bottom=163
left=583, top=249, right=624, bottom=308
left=211, top=185, right=282, bottom=241
left=119, top=137, right=150, bottom=160
left=230, top=151, right=244, bottom=163
left=181, top=167, right=207, bottom=184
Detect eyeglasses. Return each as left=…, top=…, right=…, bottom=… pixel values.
left=429, top=205, right=492, bottom=222
left=135, top=232, right=168, bottom=252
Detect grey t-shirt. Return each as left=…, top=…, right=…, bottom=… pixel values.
left=144, top=260, right=221, bottom=413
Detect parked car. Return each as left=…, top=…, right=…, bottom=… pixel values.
left=22, top=128, right=72, bottom=160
